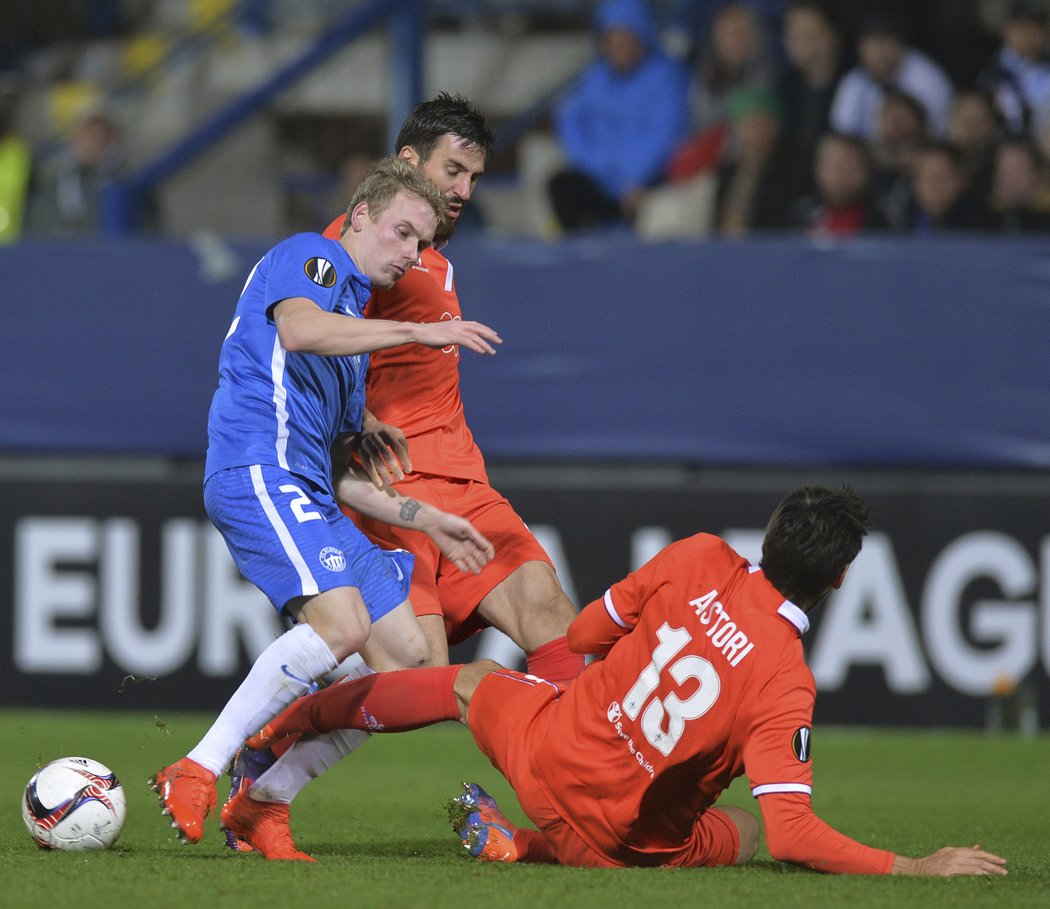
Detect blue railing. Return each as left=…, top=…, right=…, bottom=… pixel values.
left=103, top=0, right=423, bottom=233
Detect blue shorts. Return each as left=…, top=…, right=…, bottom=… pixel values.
left=204, top=464, right=413, bottom=619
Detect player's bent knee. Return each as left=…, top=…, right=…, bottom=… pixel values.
left=361, top=605, right=432, bottom=671
left=304, top=612, right=370, bottom=661
left=296, top=591, right=371, bottom=661
left=454, top=659, right=501, bottom=723
left=322, top=625, right=370, bottom=663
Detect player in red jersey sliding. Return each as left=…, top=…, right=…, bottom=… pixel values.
left=241, top=486, right=1007, bottom=877
left=220, top=95, right=583, bottom=859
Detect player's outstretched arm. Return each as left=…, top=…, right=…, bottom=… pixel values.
left=760, top=792, right=1007, bottom=876
left=274, top=297, right=501, bottom=357
left=336, top=473, right=495, bottom=575
left=337, top=411, right=412, bottom=491
left=413, top=318, right=501, bottom=355
left=892, top=846, right=1007, bottom=877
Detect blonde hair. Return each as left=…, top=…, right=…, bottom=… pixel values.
left=342, top=155, right=447, bottom=236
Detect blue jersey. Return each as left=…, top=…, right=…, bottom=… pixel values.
left=205, top=233, right=371, bottom=492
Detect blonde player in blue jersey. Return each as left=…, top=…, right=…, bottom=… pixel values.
left=150, top=156, right=502, bottom=859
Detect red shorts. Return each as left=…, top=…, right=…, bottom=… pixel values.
left=469, top=670, right=740, bottom=868
left=343, top=474, right=552, bottom=643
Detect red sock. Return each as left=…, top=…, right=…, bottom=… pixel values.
left=526, top=636, right=585, bottom=685
left=513, top=828, right=559, bottom=864
left=269, top=665, right=462, bottom=738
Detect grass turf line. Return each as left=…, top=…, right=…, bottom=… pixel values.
left=4, top=709, right=1048, bottom=909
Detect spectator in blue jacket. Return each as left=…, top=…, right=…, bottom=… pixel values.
left=548, top=0, right=690, bottom=232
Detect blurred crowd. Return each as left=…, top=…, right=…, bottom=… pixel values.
left=5, top=0, right=1050, bottom=242
left=540, top=0, right=1050, bottom=239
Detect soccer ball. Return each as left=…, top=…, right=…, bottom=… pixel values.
left=22, top=756, right=127, bottom=851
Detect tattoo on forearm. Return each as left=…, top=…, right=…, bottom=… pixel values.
left=400, top=499, right=422, bottom=522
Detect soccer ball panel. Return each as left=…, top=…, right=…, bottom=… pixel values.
left=22, top=756, right=127, bottom=851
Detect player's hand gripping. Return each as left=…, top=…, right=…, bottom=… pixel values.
left=345, top=417, right=411, bottom=490
left=415, top=319, right=501, bottom=355
left=893, top=844, right=1007, bottom=876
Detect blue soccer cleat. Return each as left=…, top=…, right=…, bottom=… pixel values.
left=463, top=819, right=519, bottom=863
left=446, top=782, right=519, bottom=862
left=221, top=745, right=277, bottom=852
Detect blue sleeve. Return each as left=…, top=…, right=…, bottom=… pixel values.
left=263, top=234, right=343, bottom=318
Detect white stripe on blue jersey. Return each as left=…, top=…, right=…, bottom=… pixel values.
left=269, top=334, right=290, bottom=470
left=250, top=464, right=318, bottom=597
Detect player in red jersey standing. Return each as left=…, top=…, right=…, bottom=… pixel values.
left=327, top=94, right=580, bottom=679
left=244, top=486, right=1008, bottom=876
left=220, top=95, right=583, bottom=859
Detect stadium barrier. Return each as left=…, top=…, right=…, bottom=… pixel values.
left=2, top=462, right=1047, bottom=727
left=2, top=234, right=1048, bottom=466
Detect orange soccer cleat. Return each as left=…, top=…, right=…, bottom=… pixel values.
left=221, top=746, right=279, bottom=852
left=149, top=757, right=217, bottom=844
left=220, top=788, right=315, bottom=862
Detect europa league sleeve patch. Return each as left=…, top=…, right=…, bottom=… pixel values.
left=791, top=727, right=812, bottom=763
left=304, top=257, right=337, bottom=287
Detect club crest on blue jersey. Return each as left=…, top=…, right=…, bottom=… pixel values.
left=319, top=546, right=346, bottom=572
left=304, top=257, right=337, bottom=287
left=792, top=727, right=812, bottom=762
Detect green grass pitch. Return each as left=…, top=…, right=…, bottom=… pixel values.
left=4, top=709, right=1048, bottom=909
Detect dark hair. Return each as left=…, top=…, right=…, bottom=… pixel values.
left=1007, top=0, right=1048, bottom=25
left=859, top=11, right=909, bottom=43
left=819, top=131, right=873, bottom=169
left=760, top=486, right=871, bottom=607
left=393, top=92, right=496, bottom=162
left=786, top=0, right=840, bottom=32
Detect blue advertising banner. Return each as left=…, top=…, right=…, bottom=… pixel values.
left=3, top=235, right=1049, bottom=467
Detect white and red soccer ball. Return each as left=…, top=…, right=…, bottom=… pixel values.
left=22, top=756, right=126, bottom=851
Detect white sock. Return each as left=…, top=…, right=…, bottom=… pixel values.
left=250, top=729, right=371, bottom=803
left=325, top=650, right=370, bottom=684
left=335, top=654, right=376, bottom=683
left=249, top=661, right=376, bottom=802
left=188, top=624, right=338, bottom=776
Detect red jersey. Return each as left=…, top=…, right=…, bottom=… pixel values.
left=546, top=534, right=893, bottom=873
left=323, top=217, right=486, bottom=483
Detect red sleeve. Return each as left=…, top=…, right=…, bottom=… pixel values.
left=569, top=537, right=710, bottom=655
left=759, top=792, right=895, bottom=875
left=566, top=594, right=630, bottom=656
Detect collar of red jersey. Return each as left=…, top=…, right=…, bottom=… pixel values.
left=777, top=601, right=809, bottom=636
